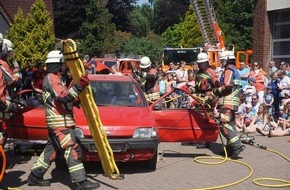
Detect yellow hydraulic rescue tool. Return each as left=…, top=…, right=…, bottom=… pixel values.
left=61, top=39, right=121, bottom=179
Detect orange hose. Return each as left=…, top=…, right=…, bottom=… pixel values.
left=0, top=145, right=6, bottom=182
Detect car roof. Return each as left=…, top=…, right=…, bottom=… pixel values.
left=88, top=74, right=136, bottom=82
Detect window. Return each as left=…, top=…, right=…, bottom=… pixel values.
left=272, top=10, right=290, bottom=63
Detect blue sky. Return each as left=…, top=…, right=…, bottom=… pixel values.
left=137, top=0, right=149, bottom=5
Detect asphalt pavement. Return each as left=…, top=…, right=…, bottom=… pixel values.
left=0, top=133, right=289, bottom=190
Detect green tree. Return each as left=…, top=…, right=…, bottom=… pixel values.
left=7, top=0, right=55, bottom=65
left=107, top=0, right=137, bottom=32
left=123, top=32, right=164, bottom=62
left=179, top=6, right=203, bottom=48
left=53, top=0, right=89, bottom=39
left=213, top=0, right=253, bottom=50
left=79, top=0, right=116, bottom=56
left=161, top=6, right=203, bottom=48
left=128, top=6, right=151, bottom=37
left=153, top=0, right=189, bottom=34
left=112, top=30, right=133, bottom=54
left=7, top=8, right=27, bottom=63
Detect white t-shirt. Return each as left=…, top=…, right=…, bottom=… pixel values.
left=243, top=85, right=256, bottom=103
left=278, top=76, right=290, bottom=97
left=175, top=69, right=188, bottom=88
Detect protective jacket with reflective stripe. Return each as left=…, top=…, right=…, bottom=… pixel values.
left=42, top=73, right=82, bottom=128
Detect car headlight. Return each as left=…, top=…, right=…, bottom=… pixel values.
left=75, top=128, right=84, bottom=138
left=133, top=128, right=157, bottom=138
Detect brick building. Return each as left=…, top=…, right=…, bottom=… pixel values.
left=253, top=0, right=290, bottom=71
left=0, top=0, right=53, bottom=35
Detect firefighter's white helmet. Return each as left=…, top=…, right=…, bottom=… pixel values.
left=220, top=50, right=235, bottom=60
left=3, top=39, right=13, bottom=51
left=0, top=33, right=3, bottom=43
left=140, top=56, right=151, bottom=68
left=45, top=50, right=64, bottom=64
left=196, top=52, right=209, bottom=63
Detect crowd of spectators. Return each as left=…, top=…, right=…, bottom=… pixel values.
left=157, top=59, right=290, bottom=140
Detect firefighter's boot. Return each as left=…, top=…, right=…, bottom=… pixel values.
left=27, top=172, right=50, bottom=186
left=230, top=145, right=246, bottom=159
left=75, top=180, right=101, bottom=190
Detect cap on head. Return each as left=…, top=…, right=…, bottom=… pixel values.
left=196, top=52, right=209, bottom=63
left=140, top=56, right=151, bottom=68
left=248, top=77, right=255, bottom=82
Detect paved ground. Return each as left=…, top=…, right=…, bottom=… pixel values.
left=0, top=133, right=289, bottom=190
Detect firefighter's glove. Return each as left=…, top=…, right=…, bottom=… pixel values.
left=221, top=85, right=233, bottom=96
left=0, top=99, right=7, bottom=111
left=15, top=99, right=27, bottom=110
left=79, top=74, right=90, bottom=88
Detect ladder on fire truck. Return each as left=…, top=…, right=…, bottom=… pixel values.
left=190, top=0, right=225, bottom=51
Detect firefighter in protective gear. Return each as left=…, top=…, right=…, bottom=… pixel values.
left=213, top=52, right=246, bottom=159
left=194, top=52, right=219, bottom=107
left=27, top=50, right=100, bottom=190
left=0, top=37, right=21, bottom=146
left=134, top=56, right=159, bottom=102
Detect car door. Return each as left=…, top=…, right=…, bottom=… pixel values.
left=151, top=87, right=219, bottom=143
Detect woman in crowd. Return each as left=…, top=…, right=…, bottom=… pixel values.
left=245, top=103, right=274, bottom=134
left=249, top=62, right=266, bottom=103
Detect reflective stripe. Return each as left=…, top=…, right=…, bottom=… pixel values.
left=198, top=73, right=211, bottom=79
left=220, top=113, right=230, bottom=122
left=69, top=163, right=85, bottom=173
left=228, top=136, right=239, bottom=145
left=46, top=114, right=75, bottom=128
left=60, top=133, right=72, bottom=147
left=32, top=153, right=49, bottom=170
left=69, top=87, right=79, bottom=98
left=64, top=147, right=71, bottom=161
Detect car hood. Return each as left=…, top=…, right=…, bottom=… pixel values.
left=74, top=106, right=156, bottom=137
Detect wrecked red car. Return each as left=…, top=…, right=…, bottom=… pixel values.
left=3, top=75, right=219, bottom=171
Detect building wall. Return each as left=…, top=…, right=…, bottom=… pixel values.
left=252, top=0, right=271, bottom=71
left=267, top=0, right=290, bottom=11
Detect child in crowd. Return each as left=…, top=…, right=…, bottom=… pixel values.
left=158, top=72, right=166, bottom=96
left=243, top=77, right=256, bottom=103
left=263, top=85, right=275, bottom=121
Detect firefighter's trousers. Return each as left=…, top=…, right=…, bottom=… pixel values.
left=218, top=108, right=242, bottom=150
left=31, top=127, right=86, bottom=183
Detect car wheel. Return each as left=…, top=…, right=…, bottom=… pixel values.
left=55, top=157, right=67, bottom=170
left=143, top=149, right=158, bottom=171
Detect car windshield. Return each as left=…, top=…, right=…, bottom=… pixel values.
left=91, top=81, right=146, bottom=107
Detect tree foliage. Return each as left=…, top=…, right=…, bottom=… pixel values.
left=107, top=0, right=137, bottom=32
left=152, top=0, right=189, bottom=34
left=128, top=5, right=151, bottom=37
left=53, top=0, right=89, bottom=39
left=213, top=0, right=254, bottom=50
left=162, top=5, right=203, bottom=48
left=7, top=0, right=55, bottom=66
left=79, top=0, right=116, bottom=56
left=123, top=32, right=164, bottom=62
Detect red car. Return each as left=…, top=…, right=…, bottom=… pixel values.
left=3, top=75, right=219, bottom=170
